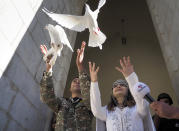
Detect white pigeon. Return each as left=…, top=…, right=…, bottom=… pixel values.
left=40, top=24, right=73, bottom=66
left=42, top=0, right=106, bottom=50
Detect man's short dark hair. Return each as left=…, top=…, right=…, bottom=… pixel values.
left=157, top=93, right=173, bottom=105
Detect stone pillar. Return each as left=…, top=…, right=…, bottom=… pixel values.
left=146, top=0, right=179, bottom=103
left=0, top=0, right=86, bottom=130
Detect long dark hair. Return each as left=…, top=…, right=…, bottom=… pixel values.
left=107, top=89, right=136, bottom=111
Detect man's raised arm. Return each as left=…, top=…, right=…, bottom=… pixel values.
left=76, top=41, right=91, bottom=110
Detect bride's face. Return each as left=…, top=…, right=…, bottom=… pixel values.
left=112, top=84, right=128, bottom=98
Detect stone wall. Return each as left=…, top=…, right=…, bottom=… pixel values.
left=146, top=0, right=179, bottom=103
left=0, top=0, right=43, bottom=77
left=0, top=0, right=85, bottom=130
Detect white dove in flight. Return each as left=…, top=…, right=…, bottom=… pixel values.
left=42, top=0, right=106, bottom=50
left=40, top=24, right=73, bottom=66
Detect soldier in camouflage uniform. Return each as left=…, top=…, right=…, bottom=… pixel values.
left=40, top=42, right=93, bottom=131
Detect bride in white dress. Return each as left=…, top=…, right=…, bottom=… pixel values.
left=89, top=56, right=155, bottom=131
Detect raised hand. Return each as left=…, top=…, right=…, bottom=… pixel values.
left=40, top=44, right=52, bottom=72
left=150, top=101, right=177, bottom=119
left=115, top=56, right=134, bottom=78
left=89, top=62, right=100, bottom=82
left=76, top=41, right=86, bottom=73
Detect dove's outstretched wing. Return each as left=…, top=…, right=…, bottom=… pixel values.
left=46, top=24, right=73, bottom=52
left=94, top=0, right=106, bottom=18
left=42, top=8, right=87, bottom=32
left=45, top=24, right=61, bottom=44
left=88, top=31, right=106, bottom=50
left=55, top=25, right=74, bottom=52
left=97, top=0, right=106, bottom=10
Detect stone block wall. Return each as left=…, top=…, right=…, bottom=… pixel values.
left=146, top=0, right=179, bottom=102
left=0, top=0, right=85, bottom=130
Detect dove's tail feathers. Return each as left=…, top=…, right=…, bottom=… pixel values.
left=88, top=30, right=106, bottom=49
left=40, top=45, right=48, bottom=55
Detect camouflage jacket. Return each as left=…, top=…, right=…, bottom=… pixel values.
left=40, top=71, right=93, bottom=131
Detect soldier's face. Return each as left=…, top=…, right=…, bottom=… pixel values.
left=70, top=78, right=80, bottom=93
